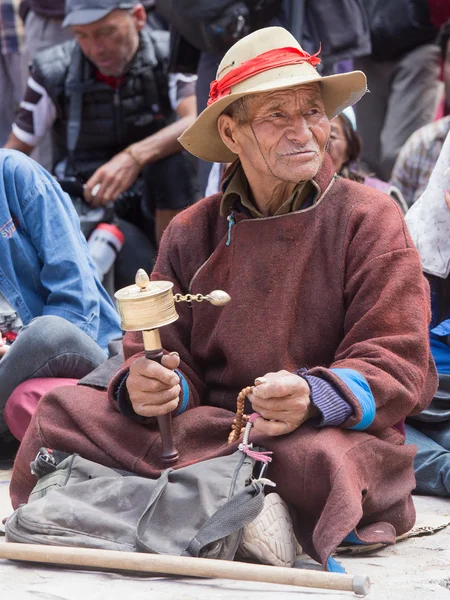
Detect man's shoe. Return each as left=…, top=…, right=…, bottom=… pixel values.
left=237, top=492, right=298, bottom=567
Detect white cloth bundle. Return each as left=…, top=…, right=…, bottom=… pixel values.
left=405, top=130, right=450, bottom=278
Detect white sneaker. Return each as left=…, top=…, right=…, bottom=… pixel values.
left=237, top=492, right=300, bottom=568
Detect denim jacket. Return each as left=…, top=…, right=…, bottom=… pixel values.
left=0, top=150, right=121, bottom=352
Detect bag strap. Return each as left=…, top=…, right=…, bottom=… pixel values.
left=64, top=47, right=105, bottom=179
left=183, top=480, right=265, bottom=558
left=135, top=468, right=265, bottom=557
left=135, top=469, right=172, bottom=553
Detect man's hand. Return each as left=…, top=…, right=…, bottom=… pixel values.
left=126, top=353, right=181, bottom=417
left=247, top=370, right=318, bottom=436
left=84, top=152, right=141, bottom=206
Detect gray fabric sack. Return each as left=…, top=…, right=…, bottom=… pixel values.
left=5, top=449, right=266, bottom=560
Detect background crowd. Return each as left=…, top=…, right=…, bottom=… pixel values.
left=0, top=0, right=450, bottom=501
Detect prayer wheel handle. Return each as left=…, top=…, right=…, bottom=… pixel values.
left=143, top=333, right=179, bottom=466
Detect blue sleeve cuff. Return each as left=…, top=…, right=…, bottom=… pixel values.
left=297, top=369, right=353, bottom=427
left=330, top=368, right=376, bottom=431
left=173, top=369, right=189, bottom=416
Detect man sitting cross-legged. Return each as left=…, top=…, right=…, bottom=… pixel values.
left=10, top=27, right=437, bottom=571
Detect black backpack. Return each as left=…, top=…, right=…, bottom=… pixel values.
left=364, top=0, right=437, bottom=61
left=155, top=0, right=281, bottom=54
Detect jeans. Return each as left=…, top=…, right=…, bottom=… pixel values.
left=405, top=423, right=450, bottom=497
left=0, top=315, right=107, bottom=436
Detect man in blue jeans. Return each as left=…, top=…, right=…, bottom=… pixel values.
left=0, top=149, right=122, bottom=447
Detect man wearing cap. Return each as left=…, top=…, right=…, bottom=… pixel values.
left=4, top=0, right=197, bottom=288
left=10, top=27, right=437, bottom=571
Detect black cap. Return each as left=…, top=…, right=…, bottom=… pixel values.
left=63, top=0, right=137, bottom=28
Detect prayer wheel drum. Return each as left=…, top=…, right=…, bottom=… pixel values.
left=114, top=278, right=179, bottom=333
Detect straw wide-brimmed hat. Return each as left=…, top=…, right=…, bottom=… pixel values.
left=179, top=27, right=367, bottom=163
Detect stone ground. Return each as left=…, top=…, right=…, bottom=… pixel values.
left=0, top=460, right=449, bottom=600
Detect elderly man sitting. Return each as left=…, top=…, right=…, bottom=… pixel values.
left=10, top=27, right=437, bottom=571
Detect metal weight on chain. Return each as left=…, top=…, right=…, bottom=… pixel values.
left=114, top=269, right=231, bottom=465
left=174, top=291, right=232, bottom=306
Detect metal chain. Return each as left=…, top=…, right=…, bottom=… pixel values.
left=174, top=293, right=206, bottom=303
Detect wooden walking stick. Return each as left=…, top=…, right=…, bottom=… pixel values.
left=114, top=269, right=230, bottom=465
left=0, top=544, right=371, bottom=596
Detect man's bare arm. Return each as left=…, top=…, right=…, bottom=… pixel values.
left=3, top=132, right=34, bottom=155
left=84, top=95, right=197, bottom=205
left=126, top=95, right=197, bottom=165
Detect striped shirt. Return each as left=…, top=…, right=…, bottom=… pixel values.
left=0, top=0, right=24, bottom=54
left=390, top=116, right=450, bottom=208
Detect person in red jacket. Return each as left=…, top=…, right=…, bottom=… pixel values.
left=10, top=26, right=437, bottom=572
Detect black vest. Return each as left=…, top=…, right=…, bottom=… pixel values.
left=32, top=28, right=172, bottom=181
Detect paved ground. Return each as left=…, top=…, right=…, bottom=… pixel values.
left=1, top=462, right=449, bottom=600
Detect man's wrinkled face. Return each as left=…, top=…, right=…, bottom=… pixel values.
left=72, top=8, right=144, bottom=76
left=232, top=84, right=330, bottom=183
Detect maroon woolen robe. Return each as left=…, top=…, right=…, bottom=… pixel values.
left=10, top=155, right=437, bottom=568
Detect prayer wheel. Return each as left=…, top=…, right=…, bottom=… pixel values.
left=115, top=269, right=230, bottom=465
